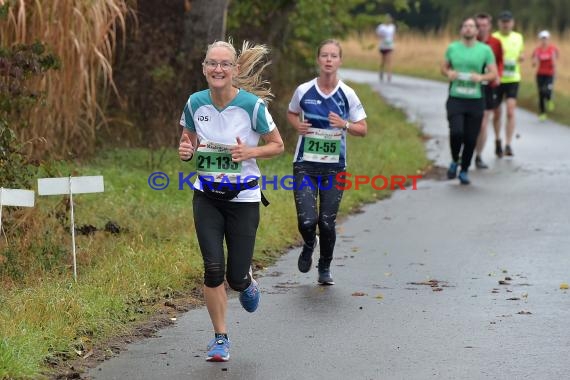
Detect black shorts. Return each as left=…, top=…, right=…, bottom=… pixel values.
left=379, top=48, right=393, bottom=55
left=496, top=82, right=519, bottom=101
left=483, top=85, right=500, bottom=110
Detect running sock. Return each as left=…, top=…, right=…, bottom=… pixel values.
left=215, top=333, right=228, bottom=340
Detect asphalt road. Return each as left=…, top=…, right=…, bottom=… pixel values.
left=89, top=69, right=570, bottom=380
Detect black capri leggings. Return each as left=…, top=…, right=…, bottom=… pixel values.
left=446, top=97, right=484, bottom=172
left=536, top=74, right=554, bottom=114
left=193, top=190, right=259, bottom=291
left=293, top=163, right=344, bottom=270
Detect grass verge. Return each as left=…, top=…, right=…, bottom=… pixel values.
left=0, top=82, right=428, bottom=379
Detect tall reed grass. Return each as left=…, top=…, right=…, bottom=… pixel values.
left=0, top=0, right=133, bottom=159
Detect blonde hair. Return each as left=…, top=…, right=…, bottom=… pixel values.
left=206, top=39, right=273, bottom=103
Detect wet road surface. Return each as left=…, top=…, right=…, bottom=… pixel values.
left=89, top=70, right=570, bottom=380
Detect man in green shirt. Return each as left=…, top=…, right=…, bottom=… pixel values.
left=492, top=10, right=525, bottom=157
left=441, top=17, right=497, bottom=185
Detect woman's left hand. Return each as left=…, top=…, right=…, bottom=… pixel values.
left=230, top=137, right=251, bottom=162
left=328, top=111, right=346, bottom=129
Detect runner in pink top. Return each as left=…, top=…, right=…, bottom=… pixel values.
left=532, top=30, right=559, bottom=120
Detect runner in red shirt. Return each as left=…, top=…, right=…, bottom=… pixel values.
left=474, top=12, right=504, bottom=169
left=532, top=30, right=559, bottom=120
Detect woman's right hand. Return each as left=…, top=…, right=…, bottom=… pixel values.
left=296, top=119, right=312, bottom=135
left=179, top=133, right=195, bottom=161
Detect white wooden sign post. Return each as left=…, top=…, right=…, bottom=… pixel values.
left=0, top=187, right=35, bottom=242
left=38, top=176, right=104, bottom=281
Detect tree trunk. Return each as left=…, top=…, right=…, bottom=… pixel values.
left=181, top=0, right=229, bottom=57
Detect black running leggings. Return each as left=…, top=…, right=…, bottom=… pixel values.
left=446, top=97, right=484, bottom=172
left=536, top=74, right=554, bottom=114
left=193, top=190, right=259, bottom=291
left=293, top=163, right=344, bottom=270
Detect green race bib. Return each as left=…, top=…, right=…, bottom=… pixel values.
left=196, top=141, right=242, bottom=182
left=452, top=72, right=477, bottom=97
left=503, top=59, right=516, bottom=78
left=303, top=127, right=342, bottom=163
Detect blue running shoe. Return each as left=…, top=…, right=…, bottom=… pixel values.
left=206, top=337, right=230, bottom=362
left=298, top=235, right=319, bottom=273
left=447, top=161, right=458, bottom=179
left=239, top=278, right=260, bottom=313
left=458, top=171, right=470, bottom=185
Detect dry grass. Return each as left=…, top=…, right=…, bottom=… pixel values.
left=343, top=31, right=570, bottom=96
left=0, top=0, right=134, bottom=159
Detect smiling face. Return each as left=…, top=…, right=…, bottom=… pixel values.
left=317, top=42, right=342, bottom=76
left=202, top=45, right=237, bottom=91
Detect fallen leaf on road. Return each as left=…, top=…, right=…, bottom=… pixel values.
left=374, top=294, right=384, bottom=299
left=506, top=297, right=521, bottom=301
left=504, top=276, right=512, bottom=281
left=517, top=311, right=532, bottom=315
left=560, top=283, right=569, bottom=289
left=384, top=272, right=392, bottom=277
left=432, top=288, right=443, bottom=292
left=498, top=280, right=510, bottom=285
left=352, top=292, right=367, bottom=296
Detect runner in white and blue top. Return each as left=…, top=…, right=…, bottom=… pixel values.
left=180, top=88, right=276, bottom=203
left=290, top=78, right=366, bottom=169
left=287, top=39, right=367, bottom=286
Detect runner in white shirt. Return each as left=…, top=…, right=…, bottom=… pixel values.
left=178, top=40, right=284, bottom=362
left=375, top=13, right=396, bottom=82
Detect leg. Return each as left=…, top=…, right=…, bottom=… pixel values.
left=461, top=108, right=483, bottom=173
left=193, top=191, right=228, bottom=334
left=379, top=50, right=385, bottom=81
left=316, top=172, right=344, bottom=271
left=537, top=75, right=546, bottom=114
left=447, top=99, right=464, bottom=163
left=384, top=50, right=393, bottom=82
left=493, top=105, right=502, bottom=139
left=475, top=85, right=494, bottom=165
left=504, top=82, right=519, bottom=152
left=505, top=97, right=517, bottom=146
left=225, top=202, right=260, bottom=292
left=546, top=76, right=555, bottom=111
left=474, top=110, right=491, bottom=168
left=476, top=110, right=490, bottom=156
left=493, top=84, right=505, bottom=156
left=293, top=165, right=319, bottom=248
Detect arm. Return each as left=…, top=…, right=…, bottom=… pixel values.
left=287, top=111, right=312, bottom=135
left=441, top=60, right=457, bottom=81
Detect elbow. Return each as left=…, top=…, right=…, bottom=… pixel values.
left=271, top=139, right=284, bottom=155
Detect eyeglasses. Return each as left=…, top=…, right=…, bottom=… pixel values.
left=203, top=60, right=235, bottom=71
